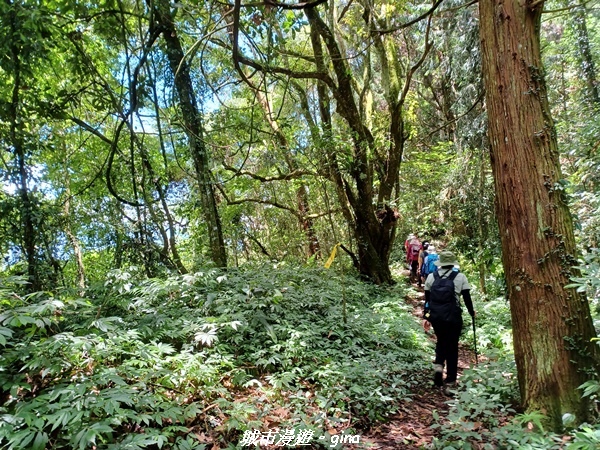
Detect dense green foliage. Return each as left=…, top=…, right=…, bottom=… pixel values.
left=2, top=263, right=600, bottom=449
left=0, top=266, right=431, bottom=448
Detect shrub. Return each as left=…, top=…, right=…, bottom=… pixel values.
left=0, top=265, right=431, bottom=448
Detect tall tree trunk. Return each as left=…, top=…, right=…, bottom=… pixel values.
left=7, top=0, right=38, bottom=291
left=305, top=7, right=397, bottom=283
left=147, top=57, right=188, bottom=273
left=296, top=185, right=320, bottom=258
left=63, top=193, right=86, bottom=291
left=61, top=153, right=86, bottom=291
left=114, top=204, right=125, bottom=270
left=479, top=0, right=600, bottom=428
left=152, top=0, right=227, bottom=267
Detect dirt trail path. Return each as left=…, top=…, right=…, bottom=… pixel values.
left=354, top=271, right=476, bottom=449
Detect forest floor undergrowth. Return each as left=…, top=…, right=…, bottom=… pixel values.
left=355, top=270, right=477, bottom=449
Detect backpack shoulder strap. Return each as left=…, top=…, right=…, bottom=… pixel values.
left=438, top=268, right=451, bottom=279
left=433, top=271, right=440, bottom=280
left=448, top=271, right=459, bottom=281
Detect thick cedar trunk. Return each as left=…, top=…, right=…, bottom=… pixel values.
left=153, top=0, right=227, bottom=267
left=479, top=0, right=599, bottom=428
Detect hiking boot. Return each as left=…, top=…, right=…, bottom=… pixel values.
left=433, top=364, right=443, bottom=387
left=443, top=381, right=457, bottom=397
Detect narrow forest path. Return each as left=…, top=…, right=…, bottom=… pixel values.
left=354, top=270, right=476, bottom=449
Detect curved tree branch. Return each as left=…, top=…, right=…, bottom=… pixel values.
left=105, top=121, right=144, bottom=207
left=241, top=0, right=328, bottom=9
left=227, top=197, right=301, bottom=216
left=339, top=244, right=360, bottom=271
left=223, top=164, right=317, bottom=181
left=231, top=0, right=334, bottom=85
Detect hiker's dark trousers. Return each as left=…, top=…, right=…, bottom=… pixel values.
left=410, top=260, right=419, bottom=278
left=431, top=319, right=462, bottom=383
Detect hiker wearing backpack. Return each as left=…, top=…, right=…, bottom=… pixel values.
left=404, top=234, right=415, bottom=268
left=421, top=245, right=439, bottom=281
left=406, top=235, right=422, bottom=284
left=422, top=251, right=475, bottom=396
left=419, top=241, right=435, bottom=287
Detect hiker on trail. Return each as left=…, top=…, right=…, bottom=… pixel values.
left=418, top=241, right=430, bottom=286
left=422, top=251, right=475, bottom=396
left=406, top=235, right=422, bottom=283
left=421, top=245, right=438, bottom=283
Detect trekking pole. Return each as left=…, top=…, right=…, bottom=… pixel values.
left=472, top=316, right=478, bottom=364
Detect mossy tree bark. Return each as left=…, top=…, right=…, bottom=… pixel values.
left=479, top=0, right=600, bottom=429
left=152, top=0, right=227, bottom=267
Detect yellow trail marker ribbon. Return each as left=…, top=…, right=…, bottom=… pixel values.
left=324, top=243, right=341, bottom=269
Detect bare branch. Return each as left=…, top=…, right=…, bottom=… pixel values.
left=265, top=0, right=328, bottom=9
left=339, top=244, right=360, bottom=271
left=247, top=234, right=272, bottom=257
left=69, top=117, right=113, bottom=145
left=528, top=0, right=545, bottom=11
left=226, top=197, right=337, bottom=220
